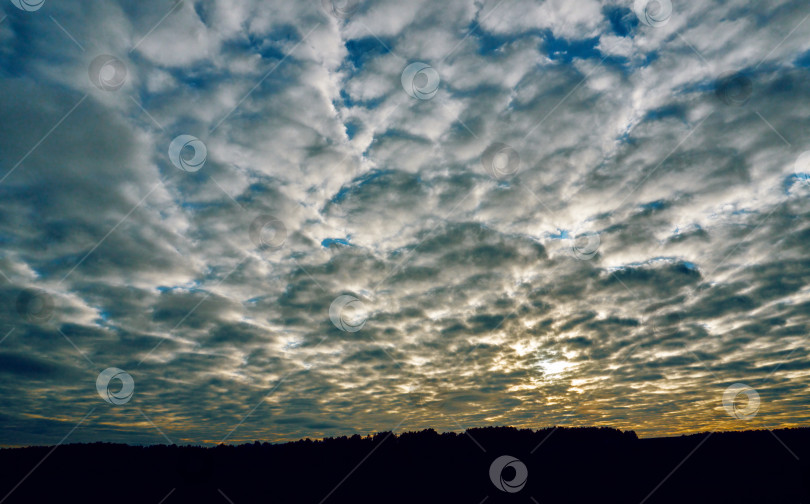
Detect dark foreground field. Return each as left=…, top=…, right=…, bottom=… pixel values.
left=1, top=426, right=808, bottom=503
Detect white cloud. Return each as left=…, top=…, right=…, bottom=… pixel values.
left=0, top=0, right=809, bottom=445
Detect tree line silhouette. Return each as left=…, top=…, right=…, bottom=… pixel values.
left=0, top=426, right=807, bottom=503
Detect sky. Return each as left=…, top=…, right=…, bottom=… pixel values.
left=1, top=0, right=810, bottom=447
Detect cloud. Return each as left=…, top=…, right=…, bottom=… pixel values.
left=0, top=0, right=809, bottom=446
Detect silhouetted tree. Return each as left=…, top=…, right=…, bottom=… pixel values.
left=0, top=426, right=807, bottom=503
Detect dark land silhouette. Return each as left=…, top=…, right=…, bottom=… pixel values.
left=1, top=426, right=808, bottom=503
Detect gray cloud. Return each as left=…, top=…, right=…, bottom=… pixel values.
left=1, top=0, right=809, bottom=446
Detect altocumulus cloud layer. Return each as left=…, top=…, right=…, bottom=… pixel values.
left=1, top=0, right=810, bottom=446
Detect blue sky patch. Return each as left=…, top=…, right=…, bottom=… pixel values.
left=321, top=237, right=352, bottom=248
